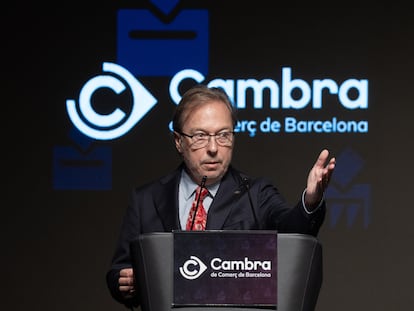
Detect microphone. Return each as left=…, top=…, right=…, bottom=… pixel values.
left=240, top=176, right=260, bottom=230
left=190, top=175, right=207, bottom=230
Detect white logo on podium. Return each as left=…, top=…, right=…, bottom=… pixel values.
left=179, top=256, right=207, bottom=280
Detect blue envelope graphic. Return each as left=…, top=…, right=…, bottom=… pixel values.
left=117, top=9, right=209, bottom=77
left=53, top=145, right=112, bottom=190
left=325, top=184, right=371, bottom=228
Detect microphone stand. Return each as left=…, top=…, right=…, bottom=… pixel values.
left=242, top=176, right=260, bottom=230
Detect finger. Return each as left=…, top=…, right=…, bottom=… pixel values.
left=119, top=268, right=134, bottom=277
left=325, top=156, right=336, bottom=168
left=322, top=159, right=336, bottom=185
left=313, top=149, right=330, bottom=170
left=119, top=276, right=135, bottom=285
left=119, top=285, right=134, bottom=292
left=325, top=158, right=336, bottom=176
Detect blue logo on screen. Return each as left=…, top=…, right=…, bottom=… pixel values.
left=53, top=128, right=112, bottom=190
left=325, top=148, right=371, bottom=228
left=116, top=7, right=209, bottom=77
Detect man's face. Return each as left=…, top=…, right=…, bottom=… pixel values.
left=174, top=100, right=234, bottom=186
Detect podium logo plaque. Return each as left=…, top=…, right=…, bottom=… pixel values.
left=173, top=230, right=277, bottom=308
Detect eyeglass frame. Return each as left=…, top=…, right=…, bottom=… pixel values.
left=176, top=130, right=235, bottom=149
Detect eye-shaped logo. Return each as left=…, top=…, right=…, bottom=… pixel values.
left=179, top=256, right=208, bottom=280
left=66, top=62, right=157, bottom=140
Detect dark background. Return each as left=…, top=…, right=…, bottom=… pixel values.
left=4, top=1, right=414, bottom=310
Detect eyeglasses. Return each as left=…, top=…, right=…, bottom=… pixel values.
left=178, top=131, right=235, bottom=149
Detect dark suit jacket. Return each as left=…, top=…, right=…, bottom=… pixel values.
left=106, top=164, right=325, bottom=307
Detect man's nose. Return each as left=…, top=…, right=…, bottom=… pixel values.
left=206, top=136, right=218, bottom=152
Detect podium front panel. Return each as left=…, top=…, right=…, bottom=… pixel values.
left=173, top=231, right=277, bottom=308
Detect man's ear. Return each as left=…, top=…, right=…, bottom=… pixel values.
left=173, top=132, right=182, bottom=153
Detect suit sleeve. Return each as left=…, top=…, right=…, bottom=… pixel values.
left=256, top=178, right=326, bottom=236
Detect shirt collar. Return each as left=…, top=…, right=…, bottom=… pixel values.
left=181, top=169, right=220, bottom=200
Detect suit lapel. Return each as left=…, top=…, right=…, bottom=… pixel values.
left=154, top=167, right=182, bottom=231
left=206, top=167, right=242, bottom=229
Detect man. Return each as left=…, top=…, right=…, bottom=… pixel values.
left=106, top=84, right=336, bottom=308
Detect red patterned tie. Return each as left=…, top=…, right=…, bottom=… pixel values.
left=186, top=186, right=209, bottom=231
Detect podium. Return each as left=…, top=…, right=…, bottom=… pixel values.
left=130, top=232, right=322, bottom=311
